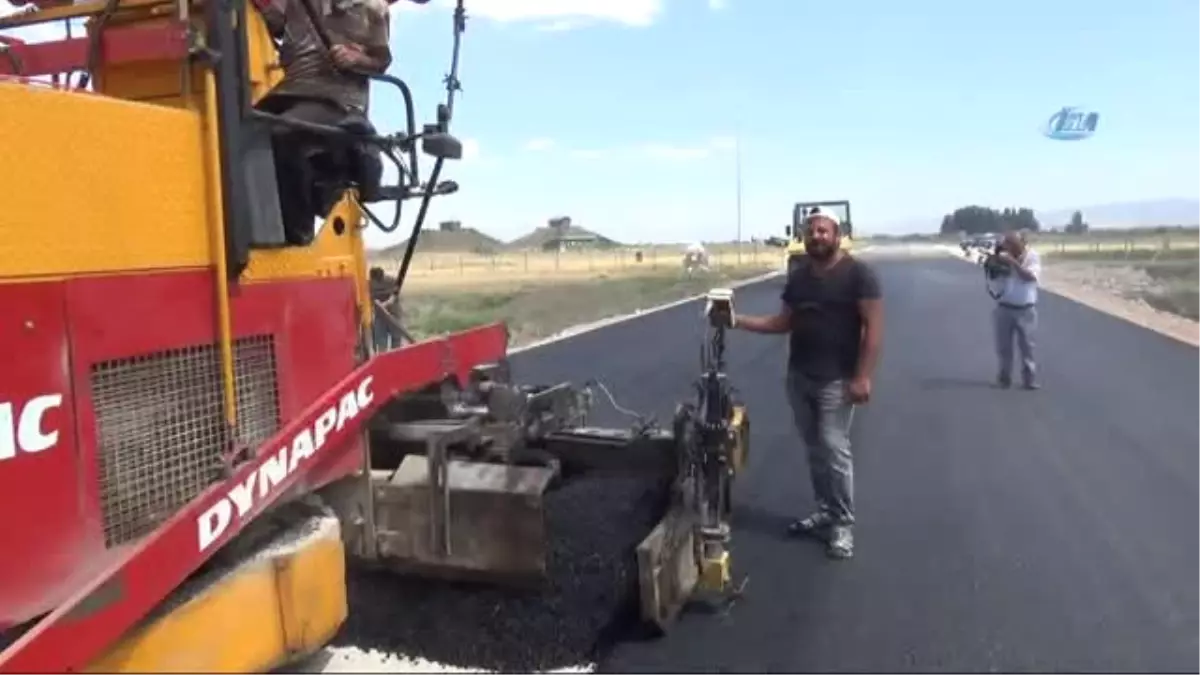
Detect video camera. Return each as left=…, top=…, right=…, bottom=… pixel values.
left=983, top=240, right=1013, bottom=280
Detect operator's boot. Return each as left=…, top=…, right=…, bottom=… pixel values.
left=786, top=511, right=834, bottom=538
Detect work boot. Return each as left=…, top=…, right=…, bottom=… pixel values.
left=995, top=373, right=1012, bottom=389
left=787, top=511, right=834, bottom=538
left=826, top=525, right=854, bottom=559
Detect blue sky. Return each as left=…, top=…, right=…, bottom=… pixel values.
left=372, top=0, right=1199, bottom=247
left=4, top=0, right=1197, bottom=246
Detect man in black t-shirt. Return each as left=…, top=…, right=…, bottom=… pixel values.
left=731, top=207, right=882, bottom=559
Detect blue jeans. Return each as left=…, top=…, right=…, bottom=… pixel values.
left=785, top=371, right=856, bottom=526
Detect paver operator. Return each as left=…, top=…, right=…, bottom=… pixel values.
left=730, top=207, right=882, bottom=559
left=251, top=0, right=429, bottom=244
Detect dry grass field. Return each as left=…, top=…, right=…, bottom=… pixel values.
left=370, top=229, right=1197, bottom=345
left=387, top=265, right=776, bottom=347
left=368, top=242, right=783, bottom=290
left=1038, top=246, right=1198, bottom=321
left=926, top=230, right=1198, bottom=322
left=366, top=241, right=782, bottom=347
left=1030, top=231, right=1199, bottom=255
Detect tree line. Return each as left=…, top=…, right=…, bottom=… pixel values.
left=938, top=206, right=1042, bottom=235
left=938, top=206, right=1100, bottom=236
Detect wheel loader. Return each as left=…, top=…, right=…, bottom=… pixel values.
left=783, top=200, right=856, bottom=276
left=0, top=0, right=750, bottom=670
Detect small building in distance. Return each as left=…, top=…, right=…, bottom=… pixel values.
left=507, top=216, right=618, bottom=252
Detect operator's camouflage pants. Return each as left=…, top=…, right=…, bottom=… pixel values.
left=785, top=372, right=856, bottom=526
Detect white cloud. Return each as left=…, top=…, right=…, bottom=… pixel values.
left=536, top=18, right=590, bottom=32
left=523, top=137, right=555, bottom=151
left=639, top=137, right=737, bottom=161
left=401, top=0, right=662, bottom=28
left=461, top=137, right=482, bottom=162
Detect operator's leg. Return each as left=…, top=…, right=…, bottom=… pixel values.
left=993, top=305, right=1015, bottom=387
left=785, top=371, right=835, bottom=537
left=262, top=97, right=350, bottom=245
left=271, top=136, right=318, bottom=245
left=351, top=140, right=384, bottom=203
left=1014, top=306, right=1039, bottom=388
left=812, top=378, right=856, bottom=559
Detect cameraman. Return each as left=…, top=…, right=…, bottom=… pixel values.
left=985, top=231, right=1041, bottom=389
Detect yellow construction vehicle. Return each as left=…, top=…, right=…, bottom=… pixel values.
left=783, top=200, right=856, bottom=276
left=0, top=0, right=750, bottom=669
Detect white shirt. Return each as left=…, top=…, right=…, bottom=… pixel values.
left=989, top=248, right=1041, bottom=306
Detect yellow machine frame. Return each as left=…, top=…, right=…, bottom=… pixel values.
left=0, top=0, right=373, bottom=306
left=0, top=3, right=373, bottom=670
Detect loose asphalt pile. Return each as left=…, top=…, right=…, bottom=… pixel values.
left=333, top=473, right=672, bottom=672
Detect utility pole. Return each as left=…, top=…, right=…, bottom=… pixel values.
left=735, top=136, right=743, bottom=264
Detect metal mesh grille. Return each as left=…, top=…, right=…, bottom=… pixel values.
left=91, top=336, right=281, bottom=547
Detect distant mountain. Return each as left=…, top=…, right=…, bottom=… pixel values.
left=1036, top=198, right=1200, bottom=229
left=880, top=198, right=1200, bottom=234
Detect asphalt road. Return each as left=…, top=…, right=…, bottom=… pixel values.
left=508, top=249, right=1200, bottom=674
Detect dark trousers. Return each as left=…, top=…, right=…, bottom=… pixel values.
left=256, top=94, right=383, bottom=245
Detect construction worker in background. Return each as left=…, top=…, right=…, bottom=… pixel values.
left=368, top=266, right=398, bottom=352
left=729, top=207, right=882, bottom=559
left=250, top=0, right=429, bottom=244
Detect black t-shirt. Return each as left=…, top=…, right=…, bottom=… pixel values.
left=781, top=255, right=881, bottom=382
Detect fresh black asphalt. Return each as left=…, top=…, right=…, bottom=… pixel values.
left=508, top=251, right=1200, bottom=674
